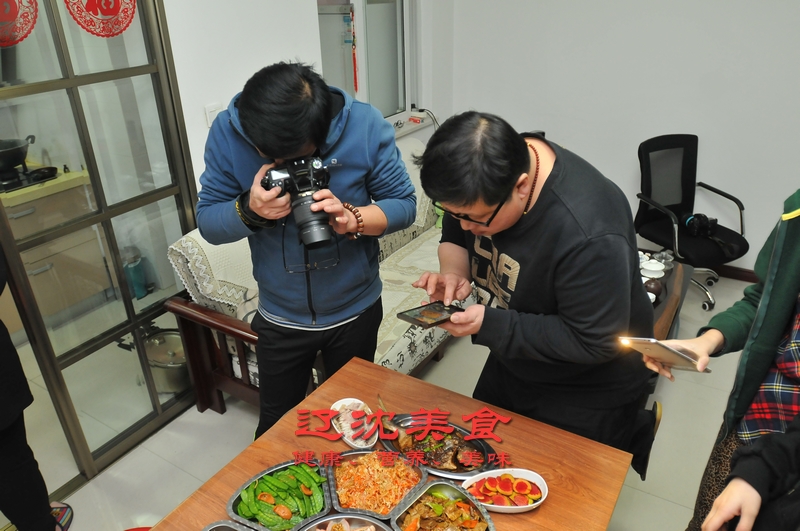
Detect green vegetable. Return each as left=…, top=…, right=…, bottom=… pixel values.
left=258, top=477, right=277, bottom=496
left=236, top=499, right=253, bottom=518
left=240, top=466, right=325, bottom=529
left=288, top=465, right=324, bottom=513
left=294, top=494, right=306, bottom=518
left=427, top=502, right=444, bottom=516
left=261, top=474, right=290, bottom=491
left=254, top=510, right=283, bottom=528
left=431, top=491, right=450, bottom=500
left=242, top=485, right=259, bottom=515
left=299, top=463, right=327, bottom=484
left=276, top=491, right=299, bottom=513
left=303, top=491, right=313, bottom=519
left=275, top=471, right=298, bottom=489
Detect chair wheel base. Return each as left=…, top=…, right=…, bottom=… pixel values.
left=702, top=301, right=715, bottom=311
left=705, top=277, right=717, bottom=287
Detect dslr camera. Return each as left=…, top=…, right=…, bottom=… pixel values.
left=681, top=212, right=718, bottom=238
left=261, top=156, right=332, bottom=249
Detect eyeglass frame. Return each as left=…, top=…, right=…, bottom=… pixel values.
left=280, top=220, right=340, bottom=273
left=435, top=198, right=507, bottom=227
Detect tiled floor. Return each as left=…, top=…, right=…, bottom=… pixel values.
left=2, top=276, right=751, bottom=530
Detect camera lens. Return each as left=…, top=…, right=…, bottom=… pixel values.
left=291, top=192, right=332, bottom=249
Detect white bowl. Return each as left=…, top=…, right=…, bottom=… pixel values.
left=461, top=468, right=548, bottom=513
left=641, top=260, right=665, bottom=271
left=648, top=292, right=657, bottom=303
left=641, top=269, right=665, bottom=279
left=330, top=398, right=379, bottom=449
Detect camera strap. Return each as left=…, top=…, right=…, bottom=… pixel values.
left=708, top=235, right=739, bottom=260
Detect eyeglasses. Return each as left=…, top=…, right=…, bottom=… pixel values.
left=281, top=222, right=340, bottom=273
left=435, top=199, right=506, bottom=227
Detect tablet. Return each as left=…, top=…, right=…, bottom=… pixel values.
left=397, top=301, right=465, bottom=329
left=620, top=337, right=711, bottom=373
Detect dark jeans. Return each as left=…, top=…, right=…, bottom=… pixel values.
left=474, top=353, right=654, bottom=474
left=252, top=298, right=383, bottom=438
left=0, top=413, right=57, bottom=531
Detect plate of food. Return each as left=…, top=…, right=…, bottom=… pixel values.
left=390, top=479, right=495, bottom=531
left=328, top=449, right=426, bottom=520
left=227, top=459, right=330, bottom=531
left=461, top=468, right=547, bottom=513
left=298, top=513, right=391, bottom=531
left=331, top=398, right=379, bottom=449
left=379, top=413, right=497, bottom=480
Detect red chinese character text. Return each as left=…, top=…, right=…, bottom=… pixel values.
left=488, top=452, right=513, bottom=468
left=295, top=409, right=342, bottom=440
left=363, top=410, right=399, bottom=441
left=320, top=450, right=343, bottom=467
left=377, top=450, right=401, bottom=467
left=293, top=450, right=316, bottom=465
left=462, top=407, right=511, bottom=442
left=407, top=408, right=453, bottom=441
left=458, top=450, right=484, bottom=468
left=403, top=450, right=428, bottom=467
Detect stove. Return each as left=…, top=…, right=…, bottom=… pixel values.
left=0, top=166, right=60, bottom=192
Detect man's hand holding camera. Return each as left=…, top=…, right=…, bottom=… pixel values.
left=252, top=158, right=387, bottom=240
left=308, top=188, right=357, bottom=236
left=249, top=163, right=291, bottom=220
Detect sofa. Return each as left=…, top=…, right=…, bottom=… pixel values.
left=165, top=136, right=467, bottom=414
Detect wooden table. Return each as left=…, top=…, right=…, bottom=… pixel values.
left=651, top=262, right=691, bottom=340
left=151, top=358, right=631, bottom=531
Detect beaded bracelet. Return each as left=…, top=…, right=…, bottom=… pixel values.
left=341, top=202, right=364, bottom=240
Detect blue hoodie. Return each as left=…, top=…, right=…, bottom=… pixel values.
left=196, top=87, right=416, bottom=327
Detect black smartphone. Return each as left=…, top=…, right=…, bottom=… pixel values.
left=396, top=301, right=465, bottom=329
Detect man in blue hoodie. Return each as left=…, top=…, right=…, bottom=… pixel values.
left=197, top=62, right=416, bottom=437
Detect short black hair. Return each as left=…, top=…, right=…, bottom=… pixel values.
left=238, top=62, right=332, bottom=159
left=414, top=111, right=529, bottom=207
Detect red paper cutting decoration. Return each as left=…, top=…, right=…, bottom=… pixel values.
left=64, top=0, right=136, bottom=38
left=0, top=0, right=38, bottom=48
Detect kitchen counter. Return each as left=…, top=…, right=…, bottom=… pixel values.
left=0, top=168, right=91, bottom=208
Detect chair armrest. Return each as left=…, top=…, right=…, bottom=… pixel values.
left=696, top=182, right=746, bottom=236
left=164, top=297, right=257, bottom=344
left=636, top=193, right=684, bottom=259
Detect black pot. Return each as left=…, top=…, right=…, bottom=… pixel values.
left=0, top=135, right=35, bottom=172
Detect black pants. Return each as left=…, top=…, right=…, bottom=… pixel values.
left=473, top=353, right=654, bottom=473
left=252, top=298, right=383, bottom=438
left=0, top=413, right=56, bottom=531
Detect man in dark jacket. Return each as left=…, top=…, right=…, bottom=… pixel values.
left=412, top=111, right=656, bottom=476
left=0, top=247, right=73, bottom=530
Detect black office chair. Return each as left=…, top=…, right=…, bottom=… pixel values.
left=634, top=134, right=749, bottom=311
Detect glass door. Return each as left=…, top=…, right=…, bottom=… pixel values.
left=0, top=0, right=196, bottom=503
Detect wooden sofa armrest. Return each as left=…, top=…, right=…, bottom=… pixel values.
left=164, top=296, right=259, bottom=414
left=164, top=297, right=257, bottom=343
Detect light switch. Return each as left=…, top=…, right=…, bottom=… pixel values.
left=204, top=103, right=223, bottom=128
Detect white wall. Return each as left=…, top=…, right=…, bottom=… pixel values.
left=163, top=0, right=798, bottom=269
left=426, top=0, right=800, bottom=269
left=162, top=0, right=323, bottom=187
left=417, top=0, right=455, bottom=120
